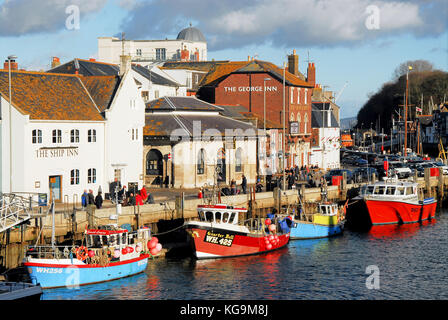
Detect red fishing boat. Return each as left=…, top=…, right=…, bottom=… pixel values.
left=348, top=179, right=436, bottom=227
left=184, top=204, right=291, bottom=259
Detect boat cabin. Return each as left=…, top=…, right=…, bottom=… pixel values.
left=196, top=205, right=247, bottom=225
left=317, top=203, right=338, bottom=216
left=85, top=226, right=150, bottom=249
left=360, top=182, right=418, bottom=198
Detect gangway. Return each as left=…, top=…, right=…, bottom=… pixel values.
left=0, top=193, right=41, bottom=233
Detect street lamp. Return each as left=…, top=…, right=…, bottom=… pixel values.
left=7, top=55, right=17, bottom=193
left=282, top=63, right=286, bottom=191
left=404, top=65, right=413, bottom=157
left=263, top=77, right=271, bottom=135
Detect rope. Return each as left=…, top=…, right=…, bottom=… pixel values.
left=151, top=224, right=185, bottom=236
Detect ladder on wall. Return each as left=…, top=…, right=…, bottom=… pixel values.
left=0, top=193, right=35, bottom=233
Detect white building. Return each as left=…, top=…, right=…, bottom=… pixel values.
left=48, top=57, right=146, bottom=197
left=98, top=25, right=207, bottom=67
left=0, top=69, right=106, bottom=201
left=310, top=103, right=341, bottom=170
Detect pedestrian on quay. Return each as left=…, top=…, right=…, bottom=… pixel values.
left=241, top=174, right=247, bottom=194
left=198, top=188, right=203, bottom=199
left=140, top=185, right=148, bottom=202
left=135, top=192, right=144, bottom=206
left=230, top=179, right=237, bottom=195
left=128, top=192, right=136, bottom=206
left=87, top=189, right=96, bottom=228
left=118, top=185, right=126, bottom=204
left=81, top=189, right=88, bottom=210
left=95, top=191, right=103, bottom=209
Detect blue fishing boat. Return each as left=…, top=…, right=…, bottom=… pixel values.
left=23, top=225, right=158, bottom=289
left=290, top=203, right=345, bottom=240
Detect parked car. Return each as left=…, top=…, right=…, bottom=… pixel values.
left=353, top=167, right=378, bottom=182
left=324, top=169, right=354, bottom=184
left=389, top=161, right=412, bottom=179
left=354, top=158, right=368, bottom=166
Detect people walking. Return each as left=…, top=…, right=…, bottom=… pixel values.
left=81, top=189, right=88, bottom=210
left=241, top=174, right=247, bottom=194
left=87, top=189, right=96, bottom=228
left=95, top=191, right=103, bottom=209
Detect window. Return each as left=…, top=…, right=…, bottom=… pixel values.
left=154, top=90, right=159, bottom=99
left=304, top=89, right=308, bottom=104
left=156, top=48, right=166, bottom=61
left=406, top=187, right=413, bottom=195
left=70, top=129, right=79, bottom=143
left=88, top=129, right=96, bottom=143
left=197, top=149, right=205, bottom=174
left=374, top=186, right=385, bottom=194
left=297, top=88, right=301, bottom=104
left=304, top=113, right=308, bottom=134
left=32, top=129, right=42, bottom=144
left=130, top=98, right=136, bottom=109
left=290, top=87, right=294, bottom=104
left=114, top=169, right=121, bottom=183
left=70, top=169, right=79, bottom=185
left=290, top=113, right=295, bottom=121
left=386, top=187, right=396, bottom=195
left=141, top=91, right=149, bottom=101
left=235, top=148, right=242, bottom=172
left=136, top=49, right=142, bottom=56
left=52, top=129, right=62, bottom=143
left=87, top=168, right=96, bottom=184
left=146, top=149, right=163, bottom=175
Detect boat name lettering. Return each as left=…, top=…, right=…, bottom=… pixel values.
left=36, top=267, right=63, bottom=274
left=204, top=231, right=234, bottom=247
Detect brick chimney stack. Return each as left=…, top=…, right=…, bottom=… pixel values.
left=307, top=62, right=316, bottom=86
left=119, top=55, right=132, bottom=76
left=51, top=57, right=61, bottom=69
left=3, top=59, right=18, bottom=71
left=287, top=49, right=299, bottom=76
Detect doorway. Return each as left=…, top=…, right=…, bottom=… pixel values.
left=49, top=175, right=62, bottom=202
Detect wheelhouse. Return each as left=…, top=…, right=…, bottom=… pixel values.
left=196, top=204, right=247, bottom=225
left=317, top=203, right=338, bottom=216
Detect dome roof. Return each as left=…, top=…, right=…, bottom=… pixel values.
left=176, top=26, right=206, bottom=42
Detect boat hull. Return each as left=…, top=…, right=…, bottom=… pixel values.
left=186, top=226, right=290, bottom=259
left=290, top=221, right=344, bottom=240
left=24, top=254, right=149, bottom=289
left=365, top=198, right=437, bottom=225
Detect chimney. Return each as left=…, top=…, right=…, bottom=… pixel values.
left=3, top=59, right=18, bottom=71
left=287, top=49, right=299, bottom=76
left=307, top=62, right=316, bottom=86
left=51, top=57, right=60, bottom=69
left=119, top=55, right=132, bottom=76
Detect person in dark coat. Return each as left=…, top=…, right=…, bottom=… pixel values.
left=241, top=174, right=247, bottom=194
left=95, top=191, right=103, bottom=209
left=81, top=190, right=88, bottom=210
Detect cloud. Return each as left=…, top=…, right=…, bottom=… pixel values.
left=118, top=0, right=447, bottom=51
left=0, top=0, right=107, bottom=36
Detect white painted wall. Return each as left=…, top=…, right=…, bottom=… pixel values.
left=98, top=37, right=207, bottom=66
left=104, top=69, right=145, bottom=192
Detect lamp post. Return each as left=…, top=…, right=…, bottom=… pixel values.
left=282, top=63, right=286, bottom=191
left=8, top=55, right=17, bottom=193
left=404, top=65, right=412, bottom=157
left=263, top=77, right=271, bottom=135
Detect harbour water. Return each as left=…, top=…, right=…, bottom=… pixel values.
left=41, top=208, right=448, bottom=300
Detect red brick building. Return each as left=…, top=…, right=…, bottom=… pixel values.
left=197, top=50, right=316, bottom=172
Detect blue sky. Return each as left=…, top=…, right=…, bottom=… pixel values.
left=0, top=0, right=447, bottom=119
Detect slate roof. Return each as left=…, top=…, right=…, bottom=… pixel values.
left=49, top=58, right=180, bottom=87
left=146, top=96, right=223, bottom=112
left=49, top=58, right=119, bottom=76
left=0, top=70, right=103, bottom=121
left=311, top=103, right=339, bottom=128
left=217, top=105, right=282, bottom=129
left=161, top=61, right=226, bottom=73
left=132, top=64, right=180, bottom=87
left=144, top=113, right=257, bottom=138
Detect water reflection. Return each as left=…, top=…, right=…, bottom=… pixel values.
left=368, top=219, right=437, bottom=240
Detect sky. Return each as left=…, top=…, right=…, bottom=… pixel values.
left=0, top=0, right=447, bottom=119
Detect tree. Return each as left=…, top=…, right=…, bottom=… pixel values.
left=392, top=60, right=434, bottom=80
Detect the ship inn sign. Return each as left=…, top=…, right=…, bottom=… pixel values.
left=35, top=146, right=79, bottom=158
